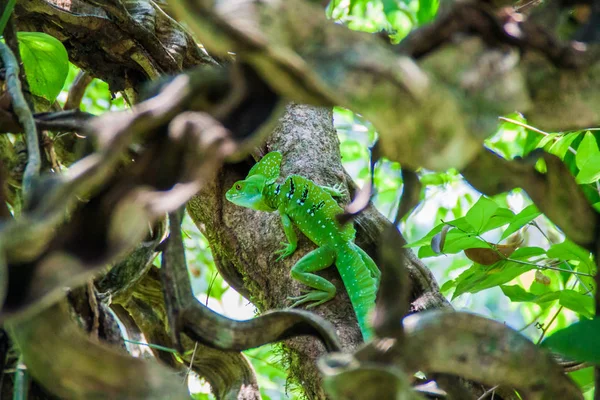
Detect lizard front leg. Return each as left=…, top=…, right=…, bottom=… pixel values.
left=321, top=183, right=345, bottom=198
left=275, top=208, right=298, bottom=261
left=288, top=245, right=337, bottom=308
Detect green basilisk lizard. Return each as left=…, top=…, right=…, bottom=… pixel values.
left=226, top=151, right=380, bottom=340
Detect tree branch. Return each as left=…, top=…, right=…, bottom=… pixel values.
left=0, top=41, right=39, bottom=197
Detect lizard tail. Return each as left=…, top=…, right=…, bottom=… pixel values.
left=336, top=242, right=378, bottom=341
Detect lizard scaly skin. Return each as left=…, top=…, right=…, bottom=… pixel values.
left=226, top=151, right=380, bottom=340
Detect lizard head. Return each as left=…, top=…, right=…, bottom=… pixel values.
left=226, top=175, right=275, bottom=211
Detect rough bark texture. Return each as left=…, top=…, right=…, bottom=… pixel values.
left=187, top=103, right=449, bottom=398
left=3, top=0, right=595, bottom=398
left=15, top=0, right=215, bottom=93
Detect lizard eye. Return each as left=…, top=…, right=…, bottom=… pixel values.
left=235, top=184, right=242, bottom=190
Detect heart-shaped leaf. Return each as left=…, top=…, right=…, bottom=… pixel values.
left=18, top=32, right=69, bottom=102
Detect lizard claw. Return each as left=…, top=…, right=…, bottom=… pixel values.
left=322, top=183, right=345, bottom=198
left=287, top=291, right=334, bottom=309
left=332, top=183, right=344, bottom=193
left=275, top=242, right=296, bottom=261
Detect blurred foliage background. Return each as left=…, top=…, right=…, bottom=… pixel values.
left=53, top=0, right=600, bottom=398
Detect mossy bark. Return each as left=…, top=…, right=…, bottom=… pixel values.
left=187, top=103, right=448, bottom=399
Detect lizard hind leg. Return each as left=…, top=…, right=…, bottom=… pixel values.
left=288, top=245, right=337, bottom=308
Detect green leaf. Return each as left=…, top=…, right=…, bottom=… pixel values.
left=404, top=217, right=475, bottom=248
left=440, top=279, right=456, bottom=295
left=443, top=234, right=489, bottom=253
left=500, top=204, right=541, bottom=240
left=480, top=207, right=515, bottom=233
left=542, top=318, right=600, bottom=364
left=576, top=132, right=600, bottom=170
left=420, top=173, right=444, bottom=186
left=419, top=229, right=488, bottom=258
left=547, top=131, right=580, bottom=160
left=523, top=129, right=542, bottom=156
left=382, top=0, right=399, bottom=14
left=452, top=261, right=533, bottom=299
left=500, top=285, right=560, bottom=304
left=531, top=279, right=554, bottom=295
left=547, top=241, right=593, bottom=270
left=500, top=285, right=536, bottom=302
left=340, top=139, right=368, bottom=162
left=576, top=153, right=600, bottom=184
left=533, top=291, right=562, bottom=304
left=18, top=32, right=69, bottom=102
left=568, top=366, right=595, bottom=393
left=420, top=171, right=456, bottom=186
left=559, top=290, right=595, bottom=318
left=417, top=0, right=439, bottom=24
left=537, top=133, right=559, bottom=149
left=509, top=246, right=546, bottom=259
left=465, top=196, right=499, bottom=233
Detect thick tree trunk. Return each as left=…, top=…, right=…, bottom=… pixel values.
left=187, top=103, right=449, bottom=398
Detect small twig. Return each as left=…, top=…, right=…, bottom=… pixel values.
left=499, top=117, right=549, bottom=136
left=513, top=0, right=542, bottom=12
left=339, top=145, right=377, bottom=223
left=205, top=271, right=218, bottom=306
left=530, top=221, right=594, bottom=294
left=12, top=356, right=28, bottom=400
left=562, top=361, right=591, bottom=373
left=517, top=310, right=544, bottom=332
left=182, top=341, right=198, bottom=384
left=0, top=42, right=40, bottom=196
left=477, top=384, right=499, bottom=400
left=0, top=110, right=95, bottom=134
left=536, top=305, right=563, bottom=344
left=394, top=167, right=421, bottom=225
left=506, top=257, right=595, bottom=277
left=3, top=13, right=31, bottom=106
left=87, top=281, right=100, bottom=341
left=499, top=117, right=577, bottom=155
left=65, top=71, right=93, bottom=110
left=122, top=339, right=178, bottom=354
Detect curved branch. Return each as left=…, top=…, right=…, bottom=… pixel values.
left=161, top=209, right=342, bottom=353
left=0, top=75, right=237, bottom=321
left=118, top=269, right=262, bottom=400
left=64, top=71, right=94, bottom=111
left=188, top=103, right=450, bottom=397
left=7, top=300, right=189, bottom=399
left=401, top=311, right=582, bottom=400
left=171, top=0, right=600, bottom=172
left=15, top=0, right=216, bottom=92
left=0, top=41, right=39, bottom=197
left=182, top=307, right=342, bottom=353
